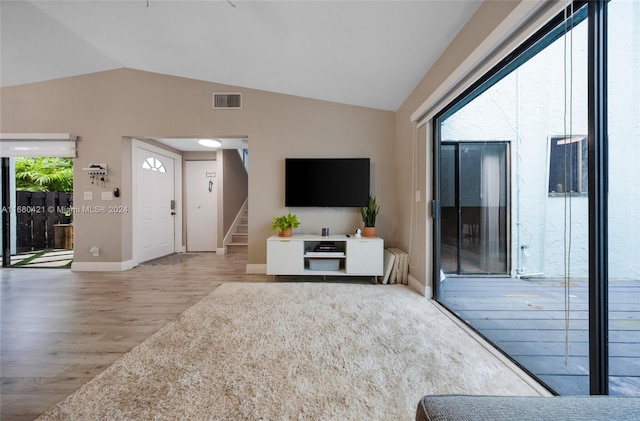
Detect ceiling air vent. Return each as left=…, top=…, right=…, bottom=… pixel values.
left=213, top=92, right=242, bottom=109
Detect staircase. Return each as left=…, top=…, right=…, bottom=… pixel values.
left=228, top=206, right=248, bottom=246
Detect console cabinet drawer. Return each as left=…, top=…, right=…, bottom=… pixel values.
left=266, top=239, right=304, bottom=275
left=346, top=239, right=383, bottom=275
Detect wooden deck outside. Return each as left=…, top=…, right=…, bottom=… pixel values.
left=438, top=276, right=640, bottom=395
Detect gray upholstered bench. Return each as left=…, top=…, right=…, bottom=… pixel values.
left=416, top=394, right=640, bottom=421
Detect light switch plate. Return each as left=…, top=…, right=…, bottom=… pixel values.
left=101, top=191, right=113, bottom=201
left=84, top=191, right=93, bottom=200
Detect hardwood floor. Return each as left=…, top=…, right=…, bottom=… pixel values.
left=1, top=246, right=269, bottom=421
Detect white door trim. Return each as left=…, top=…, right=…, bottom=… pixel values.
left=131, top=139, right=183, bottom=266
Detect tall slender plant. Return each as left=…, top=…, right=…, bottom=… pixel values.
left=360, top=195, right=379, bottom=227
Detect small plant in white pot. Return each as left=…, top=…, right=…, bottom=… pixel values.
left=360, top=195, right=379, bottom=238
left=271, top=213, right=300, bottom=237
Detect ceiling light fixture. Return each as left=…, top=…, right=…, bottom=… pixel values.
left=198, top=139, right=222, bottom=148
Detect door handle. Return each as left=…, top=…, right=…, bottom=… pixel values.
left=171, top=211, right=176, bottom=216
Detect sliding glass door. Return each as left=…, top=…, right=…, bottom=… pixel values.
left=431, top=0, right=640, bottom=395
left=440, top=142, right=509, bottom=275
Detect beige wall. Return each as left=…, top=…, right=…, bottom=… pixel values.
left=0, top=68, right=395, bottom=267
left=221, top=149, right=248, bottom=235
left=247, top=86, right=397, bottom=265
left=1, top=0, right=539, bottom=274
left=394, top=0, right=522, bottom=291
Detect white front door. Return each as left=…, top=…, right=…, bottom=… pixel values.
left=135, top=148, right=175, bottom=262
left=186, top=160, right=217, bottom=252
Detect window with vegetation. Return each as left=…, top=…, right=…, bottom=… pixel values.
left=15, top=157, right=73, bottom=192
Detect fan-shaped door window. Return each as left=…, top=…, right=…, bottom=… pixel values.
left=142, top=157, right=166, bottom=173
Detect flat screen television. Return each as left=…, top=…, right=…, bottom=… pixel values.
left=285, top=158, right=370, bottom=207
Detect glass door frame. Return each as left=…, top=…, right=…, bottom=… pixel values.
left=432, top=0, right=610, bottom=395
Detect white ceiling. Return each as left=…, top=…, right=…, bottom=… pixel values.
left=151, top=136, right=248, bottom=151
left=1, top=0, right=481, bottom=151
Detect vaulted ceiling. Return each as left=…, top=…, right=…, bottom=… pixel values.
left=1, top=0, right=481, bottom=112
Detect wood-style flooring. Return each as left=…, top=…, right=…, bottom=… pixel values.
left=1, top=246, right=269, bottom=421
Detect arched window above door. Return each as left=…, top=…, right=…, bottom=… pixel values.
left=142, top=157, right=166, bottom=173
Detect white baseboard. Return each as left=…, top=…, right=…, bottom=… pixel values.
left=408, top=274, right=431, bottom=298
left=71, top=260, right=136, bottom=272
left=217, top=247, right=227, bottom=255
left=246, top=264, right=266, bottom=274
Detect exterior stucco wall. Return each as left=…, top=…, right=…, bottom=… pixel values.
left=441, top=4, right=639, bottom=280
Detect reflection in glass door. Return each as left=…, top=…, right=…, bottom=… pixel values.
left=440, top=142, right=509, bottom=275
left=607, top=0, right=640, bottom=395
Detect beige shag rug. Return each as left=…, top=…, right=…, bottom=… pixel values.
left=37, top=283, right=539, bottom=420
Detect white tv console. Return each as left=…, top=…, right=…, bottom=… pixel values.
left=267, top=234, right=383, bottom=279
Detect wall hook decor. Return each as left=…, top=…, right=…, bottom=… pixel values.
left=83, top=163, right=107, bottom=176
left=206, top=171, right=216, bottom=192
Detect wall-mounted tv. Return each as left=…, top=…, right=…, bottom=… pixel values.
left=285, top=158, right=370, bottom=207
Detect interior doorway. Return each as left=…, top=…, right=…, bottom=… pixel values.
left=439, top=142, right=510, bottom=275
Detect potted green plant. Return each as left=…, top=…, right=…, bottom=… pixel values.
left=360, top=195, right=380, bottom=238
left=271, top=213, right=300, bottom=237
